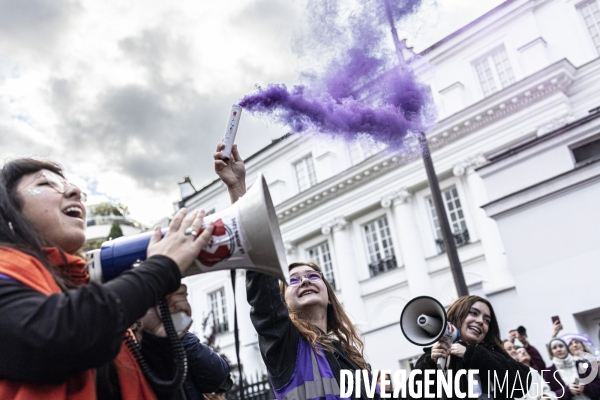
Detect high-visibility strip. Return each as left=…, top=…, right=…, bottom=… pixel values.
left=282, top=350, right=340, bottom=399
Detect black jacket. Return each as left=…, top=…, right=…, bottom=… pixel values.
left=0, top=254, right=182, bottom=398
left=180, top=332, right=232, bottom=400
left=246, top=271, right=379, bottom=400
left=409, top=345, right=531, bottom=400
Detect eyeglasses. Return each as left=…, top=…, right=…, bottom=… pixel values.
left=288, top=271, right=323, bottom=286
left=26, top=171, right=87, bottom=202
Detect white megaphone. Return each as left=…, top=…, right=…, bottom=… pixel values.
left=86, top=173, right=289, bottom=332
left=400, top=296, right=461, bottom=370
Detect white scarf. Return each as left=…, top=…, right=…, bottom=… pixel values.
left=552, top=354, right=590, bottom=400
left=553, top=353, right=575, bottom=370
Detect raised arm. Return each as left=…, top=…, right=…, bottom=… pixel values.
left=214, top=143, right=246, bottom=204
left=213, top=143, right=298, bottom=387
left=246, top=271, right=299, bottom=388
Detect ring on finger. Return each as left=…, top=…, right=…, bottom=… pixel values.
left=184, top=228, right=198, bottom=237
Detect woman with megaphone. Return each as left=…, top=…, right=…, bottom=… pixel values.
left=408, top=295, right=530, bottom=400
left=0, top=158, right=214, bottom=399
left=214, top=144, right=380, bottom=400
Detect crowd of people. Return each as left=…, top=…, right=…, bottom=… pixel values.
left=0, top=145, right=598, bottom=400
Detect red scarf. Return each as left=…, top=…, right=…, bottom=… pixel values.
left=0, top=247, right=157, bottom=400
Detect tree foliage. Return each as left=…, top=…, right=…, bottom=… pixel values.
left=107, top=221, right=124, bottom=240
left=92, top=202, right=128, bottom=217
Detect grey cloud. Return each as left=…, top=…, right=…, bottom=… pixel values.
left=53, top=77, right=229, bottom=193
left=0, top=123, right=54, bottom=161
left=119, top=27, right=192, bottom=80
left=230, top=0, right=299, bottom=38
left=45, top=24, right=274, bottom=197
left=0, top=0, right=81, bottom=54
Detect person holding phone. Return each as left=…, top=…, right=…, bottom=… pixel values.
left=543, top=338, right=600, bottom=400
left=509, top=326, right=546, bottom=372
left=551, top=316, right=564, bottom=339
left=213, top=144, right=380, bottom=400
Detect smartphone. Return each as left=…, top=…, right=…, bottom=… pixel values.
left=551, top=316, right=561, bottom=325
left=574, top=377, right=580, bottom=385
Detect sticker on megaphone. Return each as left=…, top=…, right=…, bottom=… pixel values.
left=87, top=173, right=288, bottom=288
left=87, top=207, right=253, bottom=283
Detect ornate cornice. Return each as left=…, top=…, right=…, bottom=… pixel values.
left=426, top=68, right=573, bottom=148
left=284, top=241, right=296, bottom=255
left=321, top=217, right=348, bottom=235
left=275, top=61, right=575, bottom=223
left=453, top=154, right=487, bottom=176
left=380, top=188, right=412, bottom=208
left=536, top=113, right=575, bottom=136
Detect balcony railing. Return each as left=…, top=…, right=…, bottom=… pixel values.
left=435, top=229, right=470, bottom=254
left=214, top=321, right=229, bottom=334
left=368, top=255, right=398, bottom=277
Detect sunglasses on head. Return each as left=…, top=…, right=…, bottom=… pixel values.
left=288, top=271, right=323, bottom=286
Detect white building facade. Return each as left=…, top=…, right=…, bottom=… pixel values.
left=179, top=0, right=600, bottom=376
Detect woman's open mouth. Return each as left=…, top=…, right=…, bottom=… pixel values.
left=63, top=206, right=84, bottom=219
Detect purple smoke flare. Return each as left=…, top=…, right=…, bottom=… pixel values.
left=239, top=0, right=435, bottom=151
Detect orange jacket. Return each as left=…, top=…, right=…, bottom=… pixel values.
left=0, top=247, right=156, bottom=400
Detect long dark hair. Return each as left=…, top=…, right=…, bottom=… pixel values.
left=0, top=158, right=72, bottom=290
left=279, top=261, right=368, bottom=369
left=447, top=295, right=507, bottom=356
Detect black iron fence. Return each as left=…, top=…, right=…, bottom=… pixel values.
left=368, top=255, right=398, bottom=277
left=435, top=228, right=470, bottom=254
left=226, top=373, right=274, bottom=400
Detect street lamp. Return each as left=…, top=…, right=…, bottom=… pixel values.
left=382, top=0, right=469, bottom=297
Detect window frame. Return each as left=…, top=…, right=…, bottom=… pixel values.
left=569, top=133, right=600, bottom=166
left=306, top=241, right=337, bottom=290
left=361, top=214, right=398, bottom=278
left=471, top=45, right=516, bottom=98
left=415, top=179, right=476, bottom=258
left=293, top=154, right=318, bottom=193
left=426, top=185, right=470, bottom=254
left=577, top=0, right=600, bottom=55
left=207, top=287, right=229, bottom=334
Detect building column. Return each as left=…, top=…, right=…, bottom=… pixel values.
left=382, top=189, right=434, bottom=298
left=322, top=217, right=367, bottom=327
left=284, top=240, right=298, bottom=263
left=454, top=155, right=515, bottom=291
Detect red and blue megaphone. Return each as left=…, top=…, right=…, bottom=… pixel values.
left=86, top=173, right=289, bottom=284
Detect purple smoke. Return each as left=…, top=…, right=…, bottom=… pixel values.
left=239, top=0, right=434, bottom=151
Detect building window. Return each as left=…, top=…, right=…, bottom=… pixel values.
left=473, top=46, right=515, bottom=97
left=348, top=134, right=384, bottom=165
left=294, top=155, right=317, bottom=192
left=308, top=242, right=336, bottom=290
left=579, top=0, right=600, bottom=54
left=208, top=288, right=228, bottom=334
left=363, top=216, right=397, bottom=277
left=428, top=187, right=470, bottom=254
left=572, top=136, right=600, bottom=164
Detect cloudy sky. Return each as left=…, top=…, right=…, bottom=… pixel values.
left=0, top=0, right=503, bottom=226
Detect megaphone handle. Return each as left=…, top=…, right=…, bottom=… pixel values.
left=171, top=311, right=193, bottom=337
left=437, top=357, right=446, bottom=370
